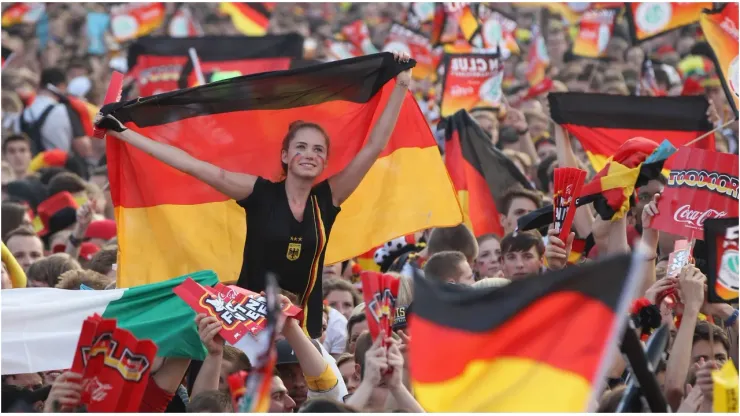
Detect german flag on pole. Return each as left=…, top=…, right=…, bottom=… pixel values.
left=439, top=110, right=532, bottom=237
left=219, top=2, right=274, bottom=36
left=548, top=92, right=713, bottom=172
left=410, top=253, right=641, bottom=412
left=700, top=3, right=739, bottom=115
left=106, top=53, right=462, bottom=287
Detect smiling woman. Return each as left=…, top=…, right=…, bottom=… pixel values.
left=95, top=51, right=414, bottom=338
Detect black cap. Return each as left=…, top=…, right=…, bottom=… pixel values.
left=276, top=338, right=323, bottom=366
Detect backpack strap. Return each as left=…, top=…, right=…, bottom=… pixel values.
left=19, top=104, right=57, bottom=155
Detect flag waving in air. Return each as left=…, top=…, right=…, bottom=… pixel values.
left=105, top=53, right=462, bottom=288
left=439, top=109, right=532, bottom=237
left=548, top=92, right=713, bottom=172
left=410, top=253, right=642, bottom=412
left=700, top=3, right=739, bottom=115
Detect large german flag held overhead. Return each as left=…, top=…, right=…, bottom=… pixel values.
left=410, top=253, right=639, bottom=412
left=439, top=109, right=532, bottom=237
left=106, top=53, right=463, bottom=288
left=548, top=92, right=713, bottom=172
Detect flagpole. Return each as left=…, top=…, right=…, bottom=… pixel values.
left=587, top=241, right=649, bottom=410
left=188, top=47, right=206, bottom=87
left=684, top=119, right=734, bottom=147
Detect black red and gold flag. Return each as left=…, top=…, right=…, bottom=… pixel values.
left=625, top=2, right=711, bottom=43
left=105, top=53, right=462, bottom=287
left=126, top=34, right=304, bottom=96
left=439, top=109, right=532, bottom=238
left=548, top=92, right=713, bottom=172
left=219, top=2, right=275, bottom=36
left=700, top=3, right=739, bottom=115
left=410, top=253, right=639, bottom=412
left=110, top=3, right=165, bottom=43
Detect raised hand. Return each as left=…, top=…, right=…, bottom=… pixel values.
left=545, top=228, right=574, bottom=271
left=383, top=336, right=405, bottom=390
left=363, top=335, right=389, bottom=387
left=195, top=313, right=224, bottom=357
left=44, top=371, right=83, bottom=412
left=644, top=277, right=678, bottom=304
left=641, top=193, right=661, bottom=230
left=392, top=51, right=412, bottom=88
left=678, top=265, right=707, bottom=312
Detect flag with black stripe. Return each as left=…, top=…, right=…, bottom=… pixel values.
left=439, top=109, right=533, bottom=237
left=410, top=253, right=639, bottom=412
left=548, top=92, right=713, bottom=172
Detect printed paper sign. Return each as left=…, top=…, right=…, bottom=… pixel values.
left=340, top=20, right=378, bottom=55
left=572, top=7, right=620, bottom=58
left=553, top=168, right=587, bottom=241
left=652, top=147, right=738, bottom=240
left=361, top=271, right=400, bottom=342
left=72, top=315, right=157, bottom=413
left=705, top=218, right=739, bottom=303
left=111, top=3, right=165, bottom=43
left=476, top=5, right=519, bottom=55
left=440, top=53, right=503, bottom=117
left=174, top=277, right=302, bottom=344
left=666, top=240, right=691, bottom=278
left=168, top=6, right=203, bottom=38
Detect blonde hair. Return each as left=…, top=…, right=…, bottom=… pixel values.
left=396, top=274, right=413, bottom=307
left=473, top=277, right=511, bottom=289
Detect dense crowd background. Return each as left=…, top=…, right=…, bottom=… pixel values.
left=1, top=2, right=738, bottom=413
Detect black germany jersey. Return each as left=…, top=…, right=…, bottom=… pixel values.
left=237, top=177, right=340, bottom=338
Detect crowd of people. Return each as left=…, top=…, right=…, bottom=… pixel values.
left=1, top=1, right=738, bottom=413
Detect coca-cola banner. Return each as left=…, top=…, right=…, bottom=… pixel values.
left=440, top=52, right=503, bottom=117
left=652, top=147, right=738, bottom=240
left=705, top=218, right=739, bottom=303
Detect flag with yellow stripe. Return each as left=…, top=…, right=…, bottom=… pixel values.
left=410, top=253, right=639, bottom=412
left=105, top=53, right=462, bottom=288
left=219, top=2, right=273, bottom=36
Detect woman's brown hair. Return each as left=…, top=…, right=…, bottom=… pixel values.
left=26, top=253, right=81, bottom=287
left=1, top=202, right=28, bottom=242
left=280, top=121, right=330, bottom=174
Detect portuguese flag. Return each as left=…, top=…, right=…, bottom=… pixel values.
left=440, top=109, right=532, bottom=237
left=106, top=53, right=462, bottom=288
left=1, top=271, right=216, bottom=375
left=410, top=253, right=639, bottom=412
left=548, top=92, right=713, bottom=172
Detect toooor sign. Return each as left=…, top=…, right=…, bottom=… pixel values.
left=653, top=147, right=739, bottom=240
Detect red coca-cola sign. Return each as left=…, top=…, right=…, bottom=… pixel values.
left=653, top=147, right=738, bottom=240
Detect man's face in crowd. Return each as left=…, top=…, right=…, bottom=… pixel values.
left=277, top=363, right=308, bottom=408
left=475, top=238, right=502, bottom=278
left=502, top=196, right=539, bottom=234
left=5, top=372, right=43, bottom=390
left=450, top=259, right=475, bottom=286
left=7, top=234, right=44, bottom=271
left=472, top=111, right=499, bottom=145
left=269, top=375, right=296, bottom=413
left=326, top=289, right=354, bottom=320
left=635, top=179, right=665, bottom=227
left=502, top=246, right=543, bottom=280
left=691, top=340, right=728, bottom=366
left=338, top=358, right=360, bottom=394
left=3, top=140, right=31, bottom=175
left=536, top=141, right=557, bottom=161
left=347, top=319, right=369, bottom=354
left=322, top=262, right=342, bottom=280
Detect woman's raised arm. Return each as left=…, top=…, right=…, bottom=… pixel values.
left=96, top=113, right=257, bottom=201
left=328, top=52, right=411, bottom=207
